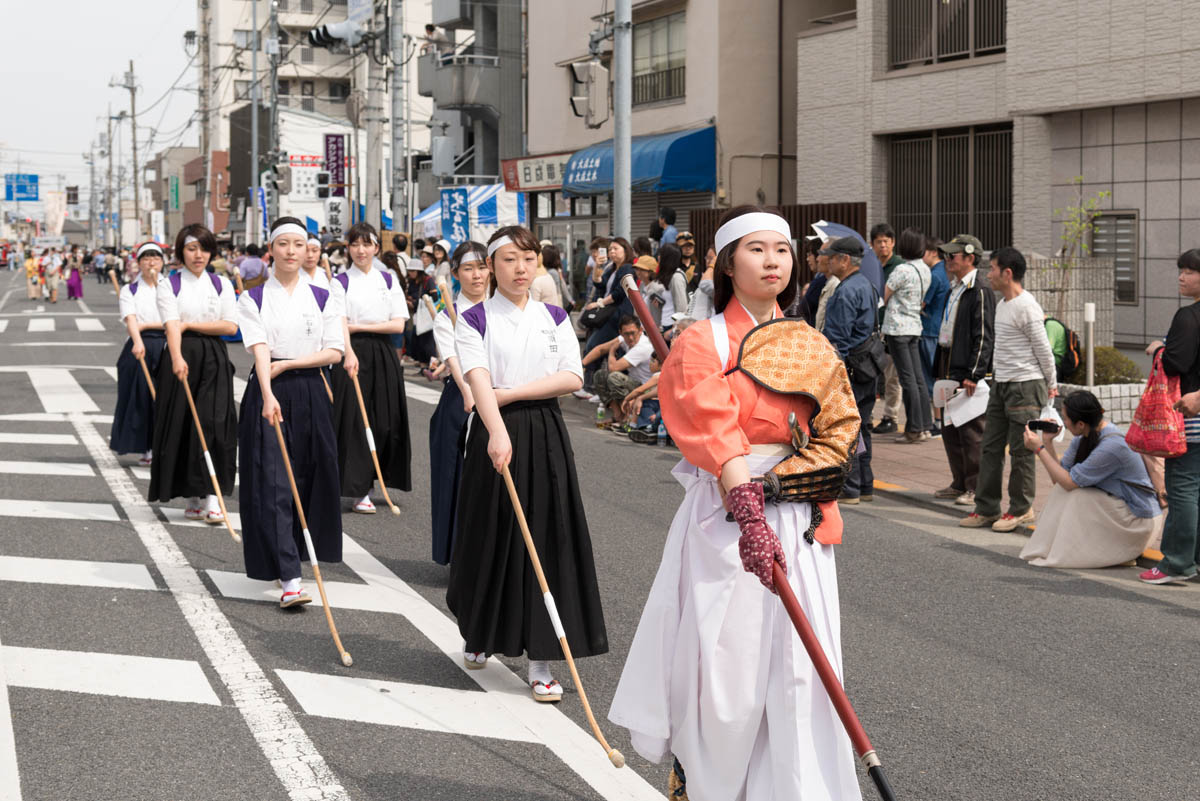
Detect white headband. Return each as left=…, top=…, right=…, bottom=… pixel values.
left=136, top=242, right=164, bottom=259
left=487, top=235, right=514, bottom=258
left=458, top=251, right=483, bottom=265
left=269, top=223, right=308, bottom=244
left=714, top=213, right=792, bottom=254
left=184, top=235, right=198, bottom=245
left=307, top=237, right=321, bottom=247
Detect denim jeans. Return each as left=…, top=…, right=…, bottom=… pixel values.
left=919, top=335, right=938, bottom=393
left=845, top=377, right=876, bottom=497
left=1159, top=442, right=1200, bottom=577
left=886, top=334, right=932, bottom=433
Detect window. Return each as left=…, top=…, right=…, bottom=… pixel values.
left=888, top=0, right=1005, bottom=71
left=329, top=81, right=351, bottom=101
left=277, top=0, right=287, bottom=9
left=278, top=80, right=290, bottom=95
left=301, top=0, right=314, bottom=12
left=301, top=45, right=314, bottom=64
left=233, top=29, right=252, bottom=48
left=1092, top=213, right=1138, bottom=305
left=278, top=29, right=289, bottom=46
left=234, top=80, right=251, bottom=100
left=889, top=124, right=1012, bottom=250
left=301, top=80, right=314, bottom=96
left=632, top=11, right=685, bottom=105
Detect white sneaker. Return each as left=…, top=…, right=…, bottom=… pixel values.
left=572, top=389, right=593, bottom=400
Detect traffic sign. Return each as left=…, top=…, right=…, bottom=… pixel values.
left=4, top=174, right=38, bottom=202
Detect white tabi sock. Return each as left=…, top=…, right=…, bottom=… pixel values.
left=205, top=494, right=220, bottom=513
left=188, top=496, right=201, bottom=510
left=281, top=577, right=301, bottom=594
left=528, top=659, right=554, bottom=685
left=359, top=494, right=372, bottom=506
left=143, top=449, right=152, bottom=460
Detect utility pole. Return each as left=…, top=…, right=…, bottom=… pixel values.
left=199, top=0, right=213, bottom=229
left=269, top=0, right=280, bottom=220
left=365, top=0, right=386, bottom=231
left=250, top=0, right=260, bottom=244
left=121, top=61, right=142, bottom=240
left=105, top=108, right=114, bottom=248
left=389, top=0, right=406, bottom=235
left=613, top=0, right=631, bottom=239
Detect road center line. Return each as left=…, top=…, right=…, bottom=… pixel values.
left=68, top=413, right=350, bottom=801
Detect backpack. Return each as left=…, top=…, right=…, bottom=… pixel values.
left=1045, top=316, right=1081, bottom=382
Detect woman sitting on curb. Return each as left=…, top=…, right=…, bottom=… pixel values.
left=1019, top=390, right=1163, bottom=569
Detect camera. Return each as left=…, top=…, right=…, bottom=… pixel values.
left=1027, top=420, right=1061, bottom=435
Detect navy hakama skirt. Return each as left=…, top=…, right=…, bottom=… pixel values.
left=446, top=398, right=609, bottom=660
left=149, top=332, right=237, bottom=502
left=110, top=330, right=165, bottom=454
left=239, top=367, right=342, bottom=581
left=429, top=377, right=469, bottom=565
left=330, top=332, right=412, bottom=497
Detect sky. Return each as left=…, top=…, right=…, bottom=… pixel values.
left=0, top=1, right=199, bottom=215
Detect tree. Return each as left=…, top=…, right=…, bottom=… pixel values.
left=1049, top=176, right=1110, bottom=318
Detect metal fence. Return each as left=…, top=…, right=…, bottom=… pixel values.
left=633, top=66, right=685, bottom=105
left=689, top=202, right=867, bottom=286
left=888, top=0, right=1006, bottom=70
left=1023, top=257, right=1115, bottom=349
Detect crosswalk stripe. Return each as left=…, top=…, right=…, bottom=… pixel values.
left=0, top=460, right=94, bottom=477
left=277, top=669, right=539, bottom=743
left=26, top=319, right=53, bottom=333
left=13, top=342, right=114, bottom=347
left=207, top=570, right=400, bottom=614
left=0, top=413, right=111, bottom=423
left=233, top=376, right=247, bottom=399
left=0, top=499, right=119, bottom=521
left=25, top=368, right=100, bottom=414
left=75, top=318, right=104, bottom=332
left=2, top=646, right=220, bottom=706
left=404, top=381, right=441, bottom=406
left=0, top=432, right=77, bottom=445
left=0, top=320, right=8, bottom=333
left=0, top=555, right=156, bottom=590
left=0, top=629, right=22, bottom=799
left=132, top=466, right=237, bottom=485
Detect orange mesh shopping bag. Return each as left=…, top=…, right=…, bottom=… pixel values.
left=1126, top=349, right=1187, bottom=458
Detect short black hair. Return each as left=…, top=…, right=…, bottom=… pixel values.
left=413, top=238, right=426, bottom=250
left=659, top=207, right=676, bottom=226
left=869, top=223, right=895, bottom=244
left=896, top=227, right=926, bottom=261
left=618, top=314, right=641, bottom=330
left=392, top=233, right=408, bottom=252
left=425, top=24, right=435, bottom=32
left=245, top=243, right=260, bottom=257
left=1178, top=248, right=1200, bottom=272
left=633, top=236, right=653, bottom=258
left=174, top=224, right=217, bottom=262
left=346, top=222, right=380, bottom=247
left=991, top=246, right=1027, bottom=283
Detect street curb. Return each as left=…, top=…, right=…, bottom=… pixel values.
left=871, top=487, right=1161, bottom=569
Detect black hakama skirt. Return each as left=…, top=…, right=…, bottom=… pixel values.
left=330, top=332, right=412, bottom=496
left=239, top=367, right=342, bottom=581
left=446, top=398, right=609, bottom=660
left=148, top=332, right=237, bottom=502
left=110, top=330, right=166, bottom=454
left=429, top=377, right=469, bottom=565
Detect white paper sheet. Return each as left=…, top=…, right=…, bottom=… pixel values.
left=945, top=378, right=990, bottom=427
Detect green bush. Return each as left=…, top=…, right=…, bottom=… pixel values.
left=1091, top=347, right=1144, bottom=385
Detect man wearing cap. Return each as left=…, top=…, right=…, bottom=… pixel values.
left=934, top=234, right=996, bottom=507
left=677, top=231, right=698, bottom=283
left=822, top=236, right=878, bottom=503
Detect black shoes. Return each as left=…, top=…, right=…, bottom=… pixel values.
left=871, top=417, right=897, bottom=434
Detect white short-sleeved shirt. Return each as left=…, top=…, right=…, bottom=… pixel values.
left=433, top=296, right=482, bottom=363
left=156, top=268, right=237, bottom=325
left=118, top=277, right=163, bottom=324
left=330, top=264, right=410, bottom=325
left=301, top=267, right=332, bottom=292
left=238, top=275, right=344, bottom=359
left=620, top=333, right=655, bottom=385
left=455, top=293, right=582, bottom=388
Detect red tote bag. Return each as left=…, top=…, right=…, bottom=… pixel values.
left=1126, top=349, right=1187, bottom=458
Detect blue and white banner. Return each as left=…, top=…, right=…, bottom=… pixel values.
left=440, top=187, right=469, bottom=252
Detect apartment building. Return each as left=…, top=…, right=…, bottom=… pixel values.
left=521, top=0, right=803, bottom=271
left=796, top=0, right=1200, bottom=346
left=144, top=146, right=199, bottom=240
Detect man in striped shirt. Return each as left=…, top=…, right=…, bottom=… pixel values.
left=960, top=246, right=1057, bottom=532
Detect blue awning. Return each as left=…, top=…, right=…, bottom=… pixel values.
left=562, top=126, right=716, bottom=196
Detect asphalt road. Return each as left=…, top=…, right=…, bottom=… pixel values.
left=0, top=267, right=1197, bottom=801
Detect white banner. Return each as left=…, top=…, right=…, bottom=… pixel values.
left=43, top=190, right=67, bottom=237
left=150, top=209, right=165, bottom=244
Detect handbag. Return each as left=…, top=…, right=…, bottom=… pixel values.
left=1126, top=348, right=1187, bottom=458
left=579, top=302, right=617, bottom=329
left=844, top=283, right=887, bottom=382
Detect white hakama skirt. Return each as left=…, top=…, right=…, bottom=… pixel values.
left=608, top=450, right=862, bottom=801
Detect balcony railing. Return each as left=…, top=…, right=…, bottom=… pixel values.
left=633, top=65, right=685, bottom=105
left=888, top=0, right=1005, bottom=71
left=418, top=51, right=501, bottom=116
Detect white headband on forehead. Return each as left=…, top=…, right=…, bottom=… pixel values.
left=268, top=222, right=308, bottom=244
left=713, top=212, right=792, bottom=254
left=487, top=235, right=514, bottom=258
left=184, top=235, right=198, bottom=245
left=458, top=251, right=483, bottom=265
left=136, top=242, right=164, bottom=259
left=307, top=237, right=321, bottom=247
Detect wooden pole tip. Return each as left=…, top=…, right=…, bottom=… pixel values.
left=607, top=749, right=625, bottom=769
left=390, top=506, right=401, bottom=516
left=341, top=652, right=354, bottom=667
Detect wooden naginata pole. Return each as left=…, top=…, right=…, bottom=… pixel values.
left=619, top=274, right=898, bottom=801
left=271, top=418, right=353, bottom=667
left=436, top=279, right=457, bottom=326
left=499, top=464, right=624, bottom=769
left=138, top=354, right=157, bottom=401
left=178, top=377, right=241, bottom=544
left=350, top=373, right=401, bottom=516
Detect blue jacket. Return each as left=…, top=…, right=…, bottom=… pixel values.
left=921, top=261, right=950, bottom=338
left=822, top=270, right=876, bottom=359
